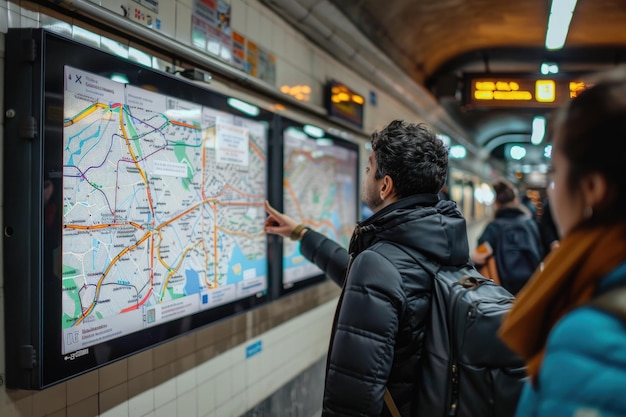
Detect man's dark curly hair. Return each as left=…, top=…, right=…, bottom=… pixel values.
left=371, top=120, right=448, bottom=198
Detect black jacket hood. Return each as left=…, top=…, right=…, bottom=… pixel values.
left=350, top=194, right=470, bottom=267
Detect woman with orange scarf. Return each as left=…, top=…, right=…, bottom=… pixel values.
left=499, top=68, right=626, bottom=417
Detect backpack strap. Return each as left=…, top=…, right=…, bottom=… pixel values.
left=384, top=388, right=402, bottom=417
left=589, top=286, right=626, bottom=323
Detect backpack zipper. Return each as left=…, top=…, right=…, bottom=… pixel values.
left=447, top=284, right=464, bottom=416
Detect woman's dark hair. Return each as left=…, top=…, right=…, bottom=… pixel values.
left=370, top=120, right=448, bottom=198
left=493, top=180, right=517, bottom=205
left=551, top=67, right=626, bottom=221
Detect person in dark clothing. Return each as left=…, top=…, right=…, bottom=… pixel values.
left=539, top=198, right=560, bottom=252
left=264, top=120, right=470, bottom=417
left=471, top=179, right=545, bottom=295
left=518, top=183, right=538, bottom=221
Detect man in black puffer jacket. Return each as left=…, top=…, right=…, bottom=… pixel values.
left=265, top=120, right=470, bottom=417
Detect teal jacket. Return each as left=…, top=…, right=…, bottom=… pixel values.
left=514, top=260, right=626, bottom=417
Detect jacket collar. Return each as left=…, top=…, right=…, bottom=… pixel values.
left=349, top=194, right=440, bottom=255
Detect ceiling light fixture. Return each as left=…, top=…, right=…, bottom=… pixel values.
left=545, top=0, right=578, bottom=50
left=109, top=73, right=129, bottom=84
left=316, top=138, right=334, bottom=146
left=303, top=124, right=325, bottom=138
left=540, top=62, right=559, bottom=75
left=531, top=116, right=546, bottom=145
left=227, top=98, right=260, bottom=117
left=449, top=145, right=467, bottom=159
left=544, top=144, right=553, bottom=158
left=510, top=145, right=527, bottom=160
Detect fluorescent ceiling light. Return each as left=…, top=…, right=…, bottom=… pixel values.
left=531, top=116, right=546, bottom=145
left=285, top=127, right=308, bottom=140
left=510, top=145, right=527, bottom=160
left=316, top=138, right=334, bottom=146
left=540, top=62, right=559, bottom=75
left=110, top=73, right=129, bottom=84
left=544, top=144, right=553, bottom=158
left=545, top=0, right=578, bottom=50
left=227, top=98, right=260, bottom=117
left=449, top=145, right=466, bottom=159
left=475, top=183, right=495, bottom=205
left=303, top=124, right=324, bottom=138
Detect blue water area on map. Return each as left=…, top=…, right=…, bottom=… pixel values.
left=184, top=269, right=202, bottom=295
left=66, top=123, right=101, bottom=166
left=284, top=243, right=305, bottom=269
left=226, top=242, right=267, bottom=284
left=226, top=243, right=266, bottom=285
left=180, top=245, right=266, bottom=291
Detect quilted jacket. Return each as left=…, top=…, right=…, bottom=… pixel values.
left=299, top=194, right=470, bottom=417
left=513, top=260, right=626, bottom=417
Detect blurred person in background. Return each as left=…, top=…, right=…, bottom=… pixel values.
left=518, top=182, right=538, bottom=222
left=471, top=179, right=545, bottom=295
left=539, top=198, right=560, bottom=252
left=500, top=67, right=626, bottom=417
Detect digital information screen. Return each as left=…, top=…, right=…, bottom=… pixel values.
left=325, top=80, right=365, bottom=128
left=281, top=126, right=359, bottom=288
left=465, top=75, right=590, bottom=109
left=61, top=66, right=268, bottom=354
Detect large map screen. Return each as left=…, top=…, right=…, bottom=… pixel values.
left=282, top=126, right=359, bottom=287
left=60, top=66, right=268, bottom=354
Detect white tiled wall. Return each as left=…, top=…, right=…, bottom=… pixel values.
left=0, top=1, right=426, bottom=415
left=0, top=296, right=336, bottom=417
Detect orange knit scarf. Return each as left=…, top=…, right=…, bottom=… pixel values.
left=499, top=221, right=626, bottom=382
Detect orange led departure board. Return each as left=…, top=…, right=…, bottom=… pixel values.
left=325, top=80, right=365, bottom=128
left=465, top=75, right=589, bottom=109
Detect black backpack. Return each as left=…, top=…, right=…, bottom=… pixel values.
left=402, top=255, right=528, bottom=417
left=492, top=216, right=543, bottom=295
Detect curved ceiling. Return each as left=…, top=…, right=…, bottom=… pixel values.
left=329, top=0, right=626, bottom=82
left=328, top=0, right=626, bottom=174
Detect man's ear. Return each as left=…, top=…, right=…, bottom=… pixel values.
left=379, top=175, right=395, bottom=201
left=582, top=172, right=608, bottom=210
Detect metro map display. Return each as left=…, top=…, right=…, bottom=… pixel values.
left=282, top=127, right=359, bottom=287
left=61, top=66, right=268, bottom=354
left=4, top=29, right=361, bottom=389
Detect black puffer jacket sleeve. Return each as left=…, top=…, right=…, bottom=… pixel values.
left=322, top=248, right=406, bottom=416
left=300, top=229, right=351, bottom=286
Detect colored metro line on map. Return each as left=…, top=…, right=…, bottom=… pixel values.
left=282, top=127, right=359, bottom=286
left=60, top=66, right=267, bottom=354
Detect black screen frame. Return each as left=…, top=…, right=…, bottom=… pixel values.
left=3, top=28, right=274, bottom=389
left=276, top=116, right=360, bottom=296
